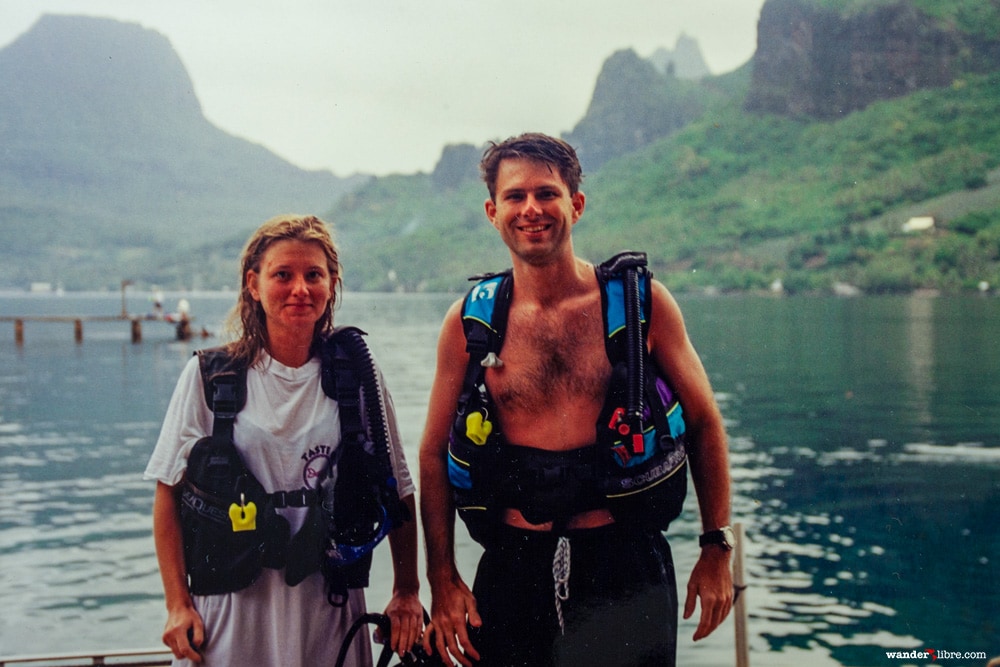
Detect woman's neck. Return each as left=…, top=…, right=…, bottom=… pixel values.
left=265, top=329, right=314, bottom=368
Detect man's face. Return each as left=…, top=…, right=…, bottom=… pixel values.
left=484, top=157, right=585, bottom=266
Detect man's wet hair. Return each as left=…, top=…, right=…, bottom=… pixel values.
left=479, top=133, right=583, bottom=200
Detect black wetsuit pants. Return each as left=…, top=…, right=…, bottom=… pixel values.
left=470, top=523, right=677, bottom=667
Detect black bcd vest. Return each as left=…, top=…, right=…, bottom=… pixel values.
left=179, top=326, right=408, bottom=603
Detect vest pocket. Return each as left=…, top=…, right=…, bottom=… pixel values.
left=180, top=435, right=289, bottom=595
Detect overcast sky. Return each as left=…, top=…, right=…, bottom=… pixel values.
left=2, top=1, right=766, bottom=176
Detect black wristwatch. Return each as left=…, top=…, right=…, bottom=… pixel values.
left=699, top=526, right=736, bottom=551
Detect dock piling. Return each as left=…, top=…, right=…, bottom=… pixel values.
left=2, top=314, right=157, bottom=344
left=2, top=281, right=197, bottom=344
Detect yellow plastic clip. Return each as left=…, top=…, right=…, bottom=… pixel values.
left=229, top=493, right=257, bottom=532
left=465, top=411, right=493, bottom=446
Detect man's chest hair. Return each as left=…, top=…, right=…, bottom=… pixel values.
left=488, top=303, right=609, bottom=410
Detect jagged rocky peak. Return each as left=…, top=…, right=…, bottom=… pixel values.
left=649, top=33, right=711, bottom=79
left=744, top=0, right=1000, bottom=119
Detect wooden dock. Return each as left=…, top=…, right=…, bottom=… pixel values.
left=0, top=314, right=188, bottom=344
left=1, top=280, right=195, bottom=344
left=3, top=314, right=140, bottom=344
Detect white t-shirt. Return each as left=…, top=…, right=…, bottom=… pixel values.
left=145, top=350, right=414, bottom=667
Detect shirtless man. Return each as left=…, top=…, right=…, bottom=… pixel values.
left=419, top=133, right=733, bottom=666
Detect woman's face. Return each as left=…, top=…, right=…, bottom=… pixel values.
left=246, top=239, right=334, bottom=339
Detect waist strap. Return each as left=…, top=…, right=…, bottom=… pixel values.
left=499, top=445, right=605, bottom=528
left=272, top=488, right=318, bottom=508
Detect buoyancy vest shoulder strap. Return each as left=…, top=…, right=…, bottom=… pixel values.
left=320, top=328, right=366, bottom=448
left=461, top=271, right=513, bottom=363
left=196, top=347, right=247, bottom=443
left=595, top=251, right=651, bottom=362
left=596, top=252, right=652, bottom=450
left=458, top=272, right=514, bottom=417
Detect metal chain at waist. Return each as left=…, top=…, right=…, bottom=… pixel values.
left=552, top=536, right=571, bottom=634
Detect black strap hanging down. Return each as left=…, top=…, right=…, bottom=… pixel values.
left=321, top=327, right=409, bottom=532
left=198, top=349, right=247, bottom=443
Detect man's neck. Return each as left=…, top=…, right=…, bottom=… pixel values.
left=509, top=254, right=594, bottom=308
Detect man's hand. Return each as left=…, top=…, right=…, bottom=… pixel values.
left=423, top=576, right=482, bottom=667
left=683, top=547, right=734, bottom=640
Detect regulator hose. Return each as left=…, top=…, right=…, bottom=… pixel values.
left=332, top=327, right=409, bottom=528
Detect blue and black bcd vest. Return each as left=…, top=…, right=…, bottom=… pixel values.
left=447, top=252, right=688, bottom=543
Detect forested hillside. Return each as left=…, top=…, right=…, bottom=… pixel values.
left=328, top=0, right=1000, bottom=295
left=330, top=66, right=1000, bottom=294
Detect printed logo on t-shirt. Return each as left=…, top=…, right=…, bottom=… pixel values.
left=301, top=444, right=335, bottom=488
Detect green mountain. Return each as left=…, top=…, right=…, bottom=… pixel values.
left=330, top=0, right=1000, bottom=295
left=3, top=2, right=1000, bottom=294
left=0, top=15, right=361, bottom=291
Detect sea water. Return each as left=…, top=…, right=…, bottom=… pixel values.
left=1, top=291, right=997, bottom=665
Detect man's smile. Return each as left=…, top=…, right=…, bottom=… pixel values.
left=517, top=221, right=551, bottom=234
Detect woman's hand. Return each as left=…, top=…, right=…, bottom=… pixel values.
left=383, top=589, right=424, bottom=657
left=162, top=603, right=205, bottom=662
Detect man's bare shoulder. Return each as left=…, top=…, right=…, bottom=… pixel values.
left=649, top=278, right=685, bottom=321
left=440, top=297, right=466, bottom=338
left=445, top=295, right=465, bottom=320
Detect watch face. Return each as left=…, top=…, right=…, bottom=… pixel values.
left=701, top=527, right=736, bottom=549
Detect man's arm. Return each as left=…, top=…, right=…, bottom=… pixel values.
left=647, top=280, right=734, bottom=641
left=419, top=300, right=482, bottom=666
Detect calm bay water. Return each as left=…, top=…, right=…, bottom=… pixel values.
left=1, top=291, right=997, bottom=665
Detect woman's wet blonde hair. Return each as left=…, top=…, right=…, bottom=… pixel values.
left=224, top=214, right=342, bottom=367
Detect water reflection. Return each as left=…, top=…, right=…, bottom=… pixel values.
left=1, top=293, right=997, bottom=664
left=688, top=295, right=1000, bottom=663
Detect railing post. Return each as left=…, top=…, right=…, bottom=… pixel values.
left=131, top=318, right=142, bottom=344
left=74, top=319, right=83, bottom=343
left=734, top=522, right=749, bottom=667
left=15, top=319, right=24, bottom=345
